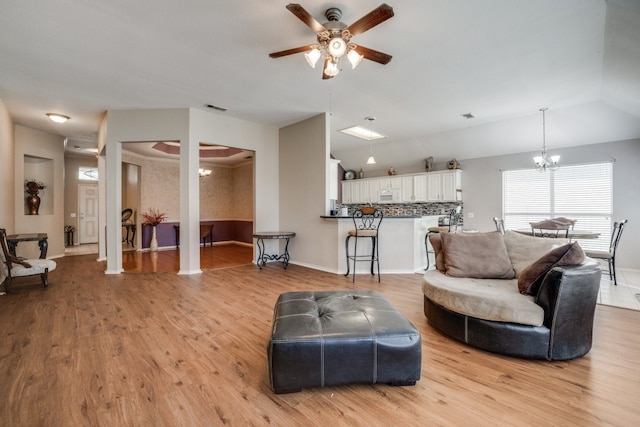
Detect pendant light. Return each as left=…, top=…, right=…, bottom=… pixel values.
left=365, top=116, right=376, bottom=164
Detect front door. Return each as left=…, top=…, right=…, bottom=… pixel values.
left=78, top=184, right=99, bottom=244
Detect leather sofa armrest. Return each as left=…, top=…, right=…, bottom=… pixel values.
left=535, top=262, right=601, bottom=360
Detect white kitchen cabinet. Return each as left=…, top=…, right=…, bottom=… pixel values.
left=427, top=170, right=462, bottom=201
left=341, top=181, right=352, bottom=203
left=441, top=170, right=462, bottom=200
left=413, top=174, right=428, bottom=202
left=329, top=158, right=341, bottom=200
left=401, top=174, right=427, bottom=202
left=343, top=170, right=462, bottom=204
left=401, top=176, right=414, bottom=202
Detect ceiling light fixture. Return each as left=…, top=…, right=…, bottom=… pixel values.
left=47, top=113, right=70, bottom=123
left=269, top=4, right=393, bottom=80
left=365, top=116, right=377, bottom=165
left=339, top=126, right=386, bottom=140
left=533, top=108, right=560, bottom=172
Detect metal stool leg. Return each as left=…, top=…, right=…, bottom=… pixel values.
left=344, top=235, right=352, bottom=277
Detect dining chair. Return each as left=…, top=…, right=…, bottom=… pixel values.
left=425, top=206, right=462, bottom=270
left=530, top=217, right=576, bottom=238
left=585, top=219, right=628, bottom=286
left=1, top=228, right=57, bottom=293
left=344, top=207, right=383, bottom=282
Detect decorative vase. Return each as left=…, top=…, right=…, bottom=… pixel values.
left=150, top=225, right=159, bottom=252
left=26, top=194, right=40, bottom=215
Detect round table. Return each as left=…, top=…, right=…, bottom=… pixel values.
left=252, top=232, right=296, bottom=269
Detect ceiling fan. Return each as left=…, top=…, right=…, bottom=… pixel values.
left=269, top=3, right=394, bottom=79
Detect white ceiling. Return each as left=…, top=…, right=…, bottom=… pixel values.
left=1, top=0, right=639, bottom=170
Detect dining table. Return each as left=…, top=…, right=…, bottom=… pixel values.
left=512, top=229, right=601, bottom=239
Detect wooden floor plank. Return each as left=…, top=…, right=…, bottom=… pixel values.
left=1, top=247, right=639, bottom=426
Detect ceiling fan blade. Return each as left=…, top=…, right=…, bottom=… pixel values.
left=322, top=56, right=334, bottom=80
left=269, top=45, right=315, bottom=58
left=345, top=4, right=394, bottom=36
left=286, top=3, right=327, bottom=33
left=353, top=45, right=393, bottom=65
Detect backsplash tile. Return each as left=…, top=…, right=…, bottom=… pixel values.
left=338, top=201, right=463, bottom=221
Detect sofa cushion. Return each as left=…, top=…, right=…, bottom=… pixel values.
left=428, top=233, right=446, bottom=272
left=441, top=232, right=515, bottom=279
left=422, top=271, right=544, bottom=326
left=503, top=230, right=569, bottom=277
left=518, top=242, right=586, bottom=295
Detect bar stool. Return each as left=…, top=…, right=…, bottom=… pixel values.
left=425, top=206, right=462, bottom=270
left=344, top=207, right=383, bottom=282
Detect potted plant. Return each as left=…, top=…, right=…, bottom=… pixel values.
left=141, top=208, right=167, bottom=251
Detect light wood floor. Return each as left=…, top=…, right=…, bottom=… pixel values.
left=1, top=248, right=639, bottom=426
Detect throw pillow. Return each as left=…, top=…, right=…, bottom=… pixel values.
left=517, top=242, right=586, bottom=295
left=503, top=230, right=569, bottom=277
left=441, top=232, right=515, bottom=279
left=428, top=232, right=446, bottom=272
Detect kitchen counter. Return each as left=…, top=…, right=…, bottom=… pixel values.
left=321, top=215, right=440, bottom=273
left=320, top=215, right=423, bottom=219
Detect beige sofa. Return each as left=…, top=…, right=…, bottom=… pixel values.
left=422, top=230, right=601, bottom=360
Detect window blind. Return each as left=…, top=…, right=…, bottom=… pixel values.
left=502, top=162, right=612, bottom=251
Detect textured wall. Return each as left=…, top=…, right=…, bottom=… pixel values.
left=126, top=154, right=253, bottom=223
left=232, top=163, right=253, bottom=220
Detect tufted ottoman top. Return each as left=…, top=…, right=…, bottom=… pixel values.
left=268, top=290, right=421, bottom=393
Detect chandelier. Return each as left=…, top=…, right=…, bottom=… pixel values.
left=534, top=108, right=559, bottom=172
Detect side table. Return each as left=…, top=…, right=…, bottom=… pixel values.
left=252, top=232, right=296, bottom=269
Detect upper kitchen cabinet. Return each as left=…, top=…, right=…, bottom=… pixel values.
left=427, top=170, right=462, bottom=202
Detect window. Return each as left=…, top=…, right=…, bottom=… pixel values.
left=78, top=167, right=98, bottom=181
left=502, top=162, right=613, bottom=251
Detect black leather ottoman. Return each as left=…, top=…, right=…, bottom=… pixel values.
left=268, top=290, right=421, bottom=393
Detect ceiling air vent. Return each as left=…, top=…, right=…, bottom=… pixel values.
left=205, top=104, right=228, bottom=112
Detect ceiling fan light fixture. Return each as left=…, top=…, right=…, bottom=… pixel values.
left=304, top=47, right=321, bottom=68
left=327, top=37, right=347, bottom=57
left=347, top=48, right=363, bottom=69
left=47, top=113, right=70, bottom=123
left=324, top=59, right=339, bottom=77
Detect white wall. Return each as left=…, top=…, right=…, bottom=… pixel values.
left=103, top=108, right=279, bottom=273
left=13, top=125, right=65, bottom=259
left=0, top=98, right=14, bottom=231
left=461, top=138, right=640, bottom=269
left=279, top=113, right=341, bottom=271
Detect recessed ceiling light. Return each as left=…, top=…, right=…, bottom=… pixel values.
left=339, top=125, right=386, bottom=141
left=47, top=113, right=70, bottom=123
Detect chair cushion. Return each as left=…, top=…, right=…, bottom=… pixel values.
left=10, top=259, right=57, bottom=277
left=348, top=229, right=377, bottom=237
left=422, top=271, right=544, bottom=326
left=428, top=226, right=450, bottom=233
left=584, top=250, right=612, bottom=259
left=441, top=232, right=515, bottom=279
left=517, top=242, right=585, bottom=295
